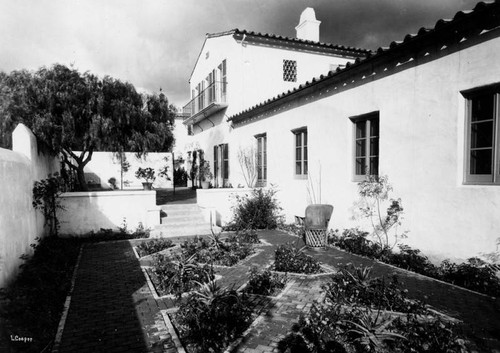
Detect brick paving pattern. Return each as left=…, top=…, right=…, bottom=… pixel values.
left=56, top=230, right=500, bottom=353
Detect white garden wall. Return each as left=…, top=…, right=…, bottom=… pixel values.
left=59, top=190, right=160, bottom=235
left=0, top=124, right=59, bottom=288
left=78, top=151, right=173, bottom=190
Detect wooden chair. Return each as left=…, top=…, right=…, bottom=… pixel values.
left=304, top=204, right=333, bottom=247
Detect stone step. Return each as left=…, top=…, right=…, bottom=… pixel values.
left=151, top=224, right=217, bottom=238
left=161, top=212, right=207, bottom=223
left=161, top=218, right=208, bottom=227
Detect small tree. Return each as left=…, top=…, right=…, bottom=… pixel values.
left=357, top=175, right=407, bottom=250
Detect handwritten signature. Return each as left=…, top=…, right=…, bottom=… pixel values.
left=10, top=335, right=33, bottom=343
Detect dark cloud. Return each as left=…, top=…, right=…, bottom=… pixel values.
left=0, top=0, right=482, bottom=107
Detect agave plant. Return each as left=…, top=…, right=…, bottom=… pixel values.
left=176, top=280, right=253, bottom=353
left=344, top=308, right=406, bottom=351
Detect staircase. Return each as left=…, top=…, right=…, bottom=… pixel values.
left=151, top=203, right=214, bottom=238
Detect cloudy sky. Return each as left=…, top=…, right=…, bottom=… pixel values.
left=0, top=0, right=480, bottom=107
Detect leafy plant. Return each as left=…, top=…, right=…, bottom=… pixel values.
left=135, top=167, right=156, bottom=183
left=175, top=281, right=253, bottom=353
left=383, top=244, right=438, bottom=277
left=245, top=267, right=287, bottom=296
left=274, top=243, right=322, bottom=274
left=136, top=238, right=174, bottom=257
left=229, top=186, right=284, bottom=230
left=323, top=265, right=425, bottom=314
left=152, top=253, right=214, bottom=298
left=198, top=160, right=213, bottom=182
left=108, top=177, right=118, bottom=190
left=181, top=234, right=255, bottom=267
left=331, top=228, right=385, bottom=259
left=437, top=258, right=500, bottom=296
left=358, top=175, right=408, bottom=250
left=344, top=308, right=406, bottom=352
left=32, top=173, right=64, bottom=236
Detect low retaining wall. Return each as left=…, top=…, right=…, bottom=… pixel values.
left=196, top=188, right=253, bottom=226
left=59, top=190, right=160, bottom=235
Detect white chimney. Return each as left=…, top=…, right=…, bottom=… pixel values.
left=295, top=8, right=321, bottom=42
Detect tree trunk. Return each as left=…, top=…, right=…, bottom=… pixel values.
left=77, top=165, right=88, bottom=191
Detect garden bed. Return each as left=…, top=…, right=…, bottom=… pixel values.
left=277, top=264, right=472, bottom=353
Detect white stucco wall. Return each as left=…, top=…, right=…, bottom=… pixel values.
left=188, top=34, right=360, bottom=184
left=0, top=124, right=59, bottom=288
left=79, top=151, right=173, bottom=189
left=227, top=34, right=500, bottom=261
left=197, top=188, right=253, bottom=226
left=58, top=190, right=160, bottom=235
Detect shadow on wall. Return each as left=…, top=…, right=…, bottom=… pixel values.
left=58, top=190, right=160, bottom=236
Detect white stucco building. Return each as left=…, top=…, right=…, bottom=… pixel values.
left=183, top=2, right=500, bottom=260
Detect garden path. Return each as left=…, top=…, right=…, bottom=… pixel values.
left=55, top=230, right=500, bottom=353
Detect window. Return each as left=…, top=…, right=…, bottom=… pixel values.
left=293, top=128, right=307, bottom=177
left=213, top=145, right=219, bottom=187
left=351, top=112, right=379, bottom=180
left=219, top=59, right=227, bottom=101
left=222, top=143, right=229, bottom=180
left=464, top=87, right=500, bottom=184
left=256, top=134, right=267, bottom=186
left=283, top=59, right=297, bottom=82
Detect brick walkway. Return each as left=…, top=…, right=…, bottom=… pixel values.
left=55, top=230, right=500, bottom=353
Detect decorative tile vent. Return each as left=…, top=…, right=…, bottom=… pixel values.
left=283, top=59, right=297, bottom=82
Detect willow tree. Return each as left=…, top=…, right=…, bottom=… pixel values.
left=0, top=64, right=175, bottom=190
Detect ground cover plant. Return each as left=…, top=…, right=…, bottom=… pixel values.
left=175, top=281, right=253, bottom=353
left=135, top=238, right=174, bottom=257
left=274, top=243, right=322, bottom=274
left=244, top=267, right=287, bottom=296
left=329, top=230, right=500, bottom=297
left=228, top=186, right=283, bottom=230
left=150, top=253, right=214, bottom=298
left=181, top=232, right=255, bottom=267
left=0, top=236, right=81, bottom=353
left=278, top=265, right=471, bottom=353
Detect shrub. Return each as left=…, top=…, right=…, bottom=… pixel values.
left=176, top=281, right=253, bottom=353
left=229, top=187, right=283, bottom=230
left=279, top=297, right=470, bottom=353
left=323, top=265, right=425, bottom=314
left=383, top=244, right=439, bottom=278
left=437, top=258, right=500, bottom=296
left=0, top=237, right=81, bottom=353
left=32, top=173, right=64, bottom=236
left=245, top=267, right=287, bottom=296
left=181, top=234, right=255, bottom=267
left=391, top=316, right=469, bottom=353
left=151, top=254, right=214, bottom=297
left=332, top=228, right=385, bottom=259
left=274, top=243, right=322, bottom=274
left=136, top=238, right=174, bottom=257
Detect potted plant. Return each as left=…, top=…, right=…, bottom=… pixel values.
left=135, top=167, right=156, bottom=190
left=199, top=161, right=213, bottom=189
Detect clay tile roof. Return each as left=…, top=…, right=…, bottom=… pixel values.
left=207, top=28, right=372, bottom=55
left=228, top=0, right=500, bottom=124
